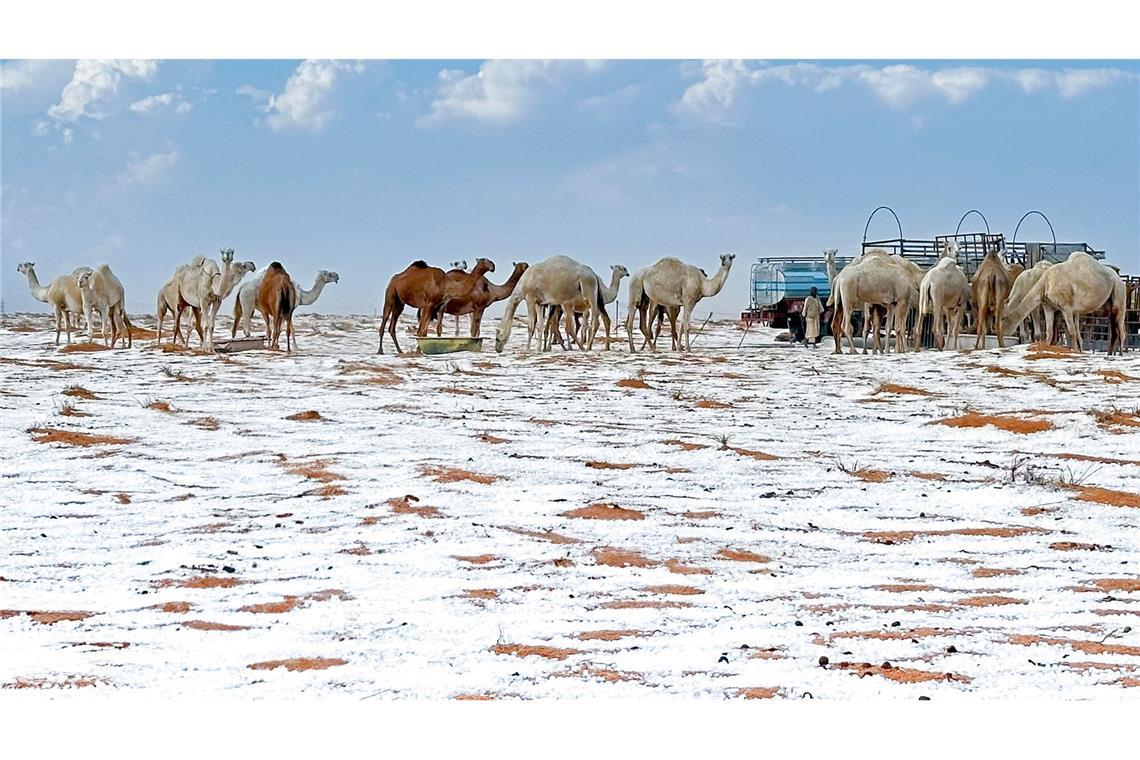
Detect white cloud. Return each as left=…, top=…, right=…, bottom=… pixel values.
left=47, top=59, right=158, bottom=122
left=246, top=60, right=363, bottom=133
left=1, top=60, right=73, bottom=92
left=673, top=60, right=761, bottom=123
left=419, top=60, right=600, bottom=126
left=1053, top=67, right=1134, bottom=98
left=1011, top=68, right=1054, bottom=94
left=119, top=149, right=179, bottom=186
left=129, top=91, right=191, bottom=115
left=579, top=83, right=640, bottom=114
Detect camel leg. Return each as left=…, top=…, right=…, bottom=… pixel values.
left=470, top=310, right=483, bottom=339
left=601, top=306, right=612, bottom=350
left=994, top=298, right=1006, bottom=348
left=645, top=300, right=662, bottom=352
left=53, top=305, right=63, bottom=345
left=524, top=299, right=538, bottom=353
left=1062, top=309, right=1082, bottom=353
left=388, top=301, right=406, bottom=354
left=974, top=302, right=987, bottom=349
left=565, top=304, right=585, bottom=350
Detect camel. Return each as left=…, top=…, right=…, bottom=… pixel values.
left=628, top=253, right=734, bottom=352
left=441, top=260, right=470, bottom=335
left=832, top=252, right=916, bottom=355
left=494, top=255, right=602, bottom=353
left=378, top=258, right=494, bottom=354
left=1005, top=261, right=1054, bottom=343
left=76, top=265, right=133, bottom=348
left=233, top=268, right=340, bottom=347
left=16, top=262, right=88, bottom=344
left=970, top=249, right=1014, bottom=349
left=1002, top=251, right=1127, bottom=355
left=826, top=249, right=890, bottom=354
left=431, top=261, right=528, bottom=339
left=171, top=249, right=255, bottom=352
left=625, top=265, right=679, bottom=352
left=884, top=254, right=925, bottom=352
left=544, top=264, right=629, bottom=350
left=157, top=255, right=207, bottom=345
left=258, top=262, right=298, bottom=351
left=917, top=256, right=970, bottom=351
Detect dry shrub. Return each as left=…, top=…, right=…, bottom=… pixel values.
left=248, top=658, right=347, bottom=672
left=387, top=495, right=442, bottom=518
left=420, top=465, right=498, bottom=484
left=852, top=468, right=892, bottom=483
left=935, top=411, right=1052, bottom=434
left=3, top=676, right=105, bottom=689
left=282, top=458, right=344, bottom=483
left=58, top=403, right=90, bottom=418
left=1092, top=409, right=1140, bottom=432
left=491, top=644, right=579, bottom=661
left=561, top=503, right=644, bottom=521
left=62, top=385, right=98, bottom=399
left=285, top=410, right=323, bottom=421
left=146, top=400, right=175, bottom=413
left=29, top=428, right=133, bottom=447
left=187, top=417, right=221, bottom=430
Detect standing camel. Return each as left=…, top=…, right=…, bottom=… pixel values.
left=1005, top=261, right=1054, bottom=343
left=76, top=265, right=133, bottom=348
left=917, top=256, right=970, bottom=351
left=1002, top=251, right=1127, bottom=355
left=171, top=249, right=255, bottom=352
left=544, top=264, right=629, bottom=350
left=494, top=255, right=602, bottom=353
left=157, top=255, right=207, bottom=345
left=626, top=265, right=679, bottom=352
left=258, top=262, right=298, bottom=351
left=378, top=258, right=494, bottom=354
left=971, top=249, right=1014, bottom=349
left=432, top=261, right=529, bottom=338
left=632, top=253, right=735, bottom=352
left=832, top=253, right=915, bottom=355
left=234, top=269, right=340, bottom=347
left=16, top=262, right=87, bottom=344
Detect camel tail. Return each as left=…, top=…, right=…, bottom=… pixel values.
left=918, top=278, right=931, bottom=316
left=232, top=295, right=243, bottom=338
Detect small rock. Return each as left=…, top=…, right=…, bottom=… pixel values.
left=222, top=565, right=236, bottom=573
left=891, top=621, right=900, bottom=627
left=946, top=645, right=958, bottom=653
left=818, top=656, right=829, bottom=667
left=794, top=620, right=803, bottom=627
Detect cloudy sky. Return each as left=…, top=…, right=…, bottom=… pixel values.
left=2, top=59, right=1138, bottom=316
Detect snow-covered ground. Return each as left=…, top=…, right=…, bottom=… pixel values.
left=2, top=311, right=1138, bottom=698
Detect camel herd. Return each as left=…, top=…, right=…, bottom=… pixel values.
left=825, top=242, right=1129, bottom=356
left=11, top=242, right=1131, bottom=357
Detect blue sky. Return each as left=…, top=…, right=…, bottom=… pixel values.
left=2, top=59, right=1138, bottom=316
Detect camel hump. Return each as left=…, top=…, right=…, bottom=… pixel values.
left=410, top=260, right=429, bottom=268
left=267, top=261, right=286, bottom=273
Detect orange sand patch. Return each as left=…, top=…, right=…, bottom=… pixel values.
left=453, top=554, right=498, bottom=565
left=561, top=503, right=644, bottom=521
left=643, top=584, right=703, bottom=596
left=733, top=687, right=780, bottom=699
left=910, top=471, right=948, bottom=481
left=1050, top=542, right=1108, bottom=551
left=420, top=465, right=499, bottom=485
left=464, top=589, right=499, bottom=600
left=504, top=527, right=581, bottom=544
left=146, top=400, right=175, bottom=413
left=152, top=575, right=244, bottom=590
left=387, top=495, right=442, bottom=518
left=1009, top=634, right=1140, bottom=657
left=564, top=665, right=643, bottom=683
left=478, top=433, right=508, bottom=444
left=1050, top=452, right=1140, bottom=467
left=872, top=583, right=935, bottom=593
left=585, top=461, right=636, bottom=470
left=181, top=620, right=250, bottom=631
left=863, top=526, right=1045, bottom=544
left=1097, top=369, right=1140, bottom=383
left=1118, top=677, right=1140, bottom=687
left=957, top=595, right=1026, bottom=607
left=665, top=559, right=713, bottom=575
left=129, top=326, right=157, bottom=339
left=591, top=547, right=656, bottom=568
left=114, top=493, right=131, bottom=504
left=935, top=412, right=1052, bottom=434
left=1071, top=485, right=1140, bottom=508
left=986, top=365, right=1025, bottom=377
left=972, top=568, right=1023, bottom=578
left=1025, top=342, right=1075, bottom=360
left=731, top=447, right=780, bottom=461
left=682, top=510, right=719, bottom=519
left=248, top=658, right=347, bottom=672
left=851, top=468, right=892, bottom=483
left=3, top=676, right=105, bottom=689
left=1092, top=409, right=1140, bottom=432
left=454, top=693, right=496, bottom=700
left=662, top=439, right=709, bottom=451
left=871, top=603, right=960, bottom=613
left=830, top=628, right=950, bottom=641
left=874, top=383, right=935, bottom=397
left=491, top=644, right=579, bottom=661
left=29, top=427, right=133, bottom=447
left=718, top=548, right=770, bottom=563
left=239, top=598, right=301, bottom=614
left=5, top=324, right=38, bottom=332
left=0, top=610, right=94, bottom=625
left=574, top=630, right=646, bottom=641
left=1082, top=578, right=1140, bottom=593
left=617, top=378, right=650, bottom=389
left=599, top=600, right=693, bottom=609
left=188, top=417, right=221, bottom=430
left=440, top=386, right=476, bottom=396
left=58, top=404, right=90, bottom=417
left=833, top=661, right=972, bottom=684
left=59, top=342, right=110, bottom=353
left=338, top=362, right=403, bottom=385
left=285, top=410, right=323, bottom=421
left=1021, top=505, right=1058, bottom=516
left=150, top=601, right=192, bottom=613
left=695, top=399, right=732, bottom=409
left=305, top=484, right=345, bottom=498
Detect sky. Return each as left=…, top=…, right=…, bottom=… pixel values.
left=2, top=59, right=1138, bottom=317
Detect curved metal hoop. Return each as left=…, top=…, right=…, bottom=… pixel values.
left=862, top=206, right=903, bottom=245
left=955, top=209, right=990, bottom=236
left=1012, top=210, right=1058, bottom=256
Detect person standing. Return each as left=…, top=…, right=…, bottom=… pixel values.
left=802, top=286, right=823, bottom=348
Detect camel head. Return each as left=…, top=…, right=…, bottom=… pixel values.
left=448, top=259, right=469, bottom=272
left=472, top=257, right=496, bottom=276
left=220, top=248, right=235, bottom=264
left=719, top=252, right=736, bottom=270
left=318, top=270, right=340, bottom=284
left=940, top=239, right=960, bottom=259
left=235, top=260, right=257, bottom=275
left=17, top=261, right=35, bottom=275
left=76, top=269, right=94, bottom=289
left=611, top=264, right=630, bottom=280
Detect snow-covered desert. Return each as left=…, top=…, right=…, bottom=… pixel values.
left=1, top=312, right=1138, bottom=699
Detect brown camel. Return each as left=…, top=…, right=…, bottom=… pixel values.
left=971, top=249, right=1013, bottom=348
left=434, top=261, right=529, bottom=337
left=378, top=258, right=494, bottom=354
left=257, top=262, right=297, bottom=352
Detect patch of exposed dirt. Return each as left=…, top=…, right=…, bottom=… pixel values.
left=1080, top=579, right=1140, bottom=593
left=281, top=457, right=344, bottom=483
left=599, top=599, right=693, bottom=609
left=616, top=378, right=650, bottom=389
left=1050, top=541, right=1109, bottom=552
left=1009, top=634, right=1140, bottom=657
left=874, top=383, right=936, bottom=397
left=850, top=468, right=892, bottom=483
left=957, top=595, right=1027, bottom=607
left=478, top=433, right=508, bottom=444
left=1092, top=409, right=1140, bottom=433
left=187, top=417, right=221, bottom=431
left=910, top=471, right=948, bottom=481
left=695, top=399, right=732, bottom=409
left=730, top=447, right=780, bottom=461
left=733, top=687, right=781, bottom=699
left=585, top=460, right=637, bottom=470
left=149, top=601, right=192, bottom=613
left=662, top=439, right=709, bottom=451
left=592, top=547, right=656, bottom=568
left=146, top=400, right=175, bottom=413
left=248, top=657, right=348, bottom=672
left=440, top=386, right=477, bottom=396
left=453, top=554, right=498, bottom=565
left=0, top=610, right=94, bottom=625
left=718, top=548, right=770, bottom=563
left=463, top=589, right=499, bottom=600
left=872, top=583, right=935, bottom=592
left=152, top=575, right=244, bottom=589
left=59, top=343, right=111, bottom=354
left=3, top=675, right=106, bottom=689
left=181, top=620, right=250, bottom=631
left=561, top=503, right=644, bottom=521
left=420, top=465, right=499, bottom=484
left=830, top=627, right=951, bottom=641
left=285, top=410, right=323, bottom=421
left=491, top=643, right=579, bottom=661
left=665, top=559, right=713, bottom=575
left=504, top=527, right=581, bottom=544
left=338, top=362, right=403, bottom=385
left=58, top=404, right=90, bottom=417
left=1025, top=342, right=1075, bottom=360
left=643, top=584, right=703, bottom=596
left=831, top=661, right=972, bottom=684
left=862, top=526, right=1045, bottom=544
left=1071, top=485, right=1140, bottom=508
left=29, top=427, right=133, bottom=447
left=972, top=568, right=1023, bottom=578
left=935, top=412, right=1052, bottom=434
left=574, top=630, right=646, bottom=641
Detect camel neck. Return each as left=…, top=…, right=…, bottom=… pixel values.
left=298, top=277, right=327, bottom=306
left=701, top=265, right=731, bottom=298
left=23, top=268, right=49, bottom=302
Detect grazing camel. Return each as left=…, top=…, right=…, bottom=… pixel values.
left=432, top=261, right=529, bottom=338
left=970, top=249, right=1014, bottom=349
left=76, top=265, right=133, bottom=348
left=258, top=262, right=298, bottom=351
left=917, top=257, right=970, bottom=351
left=832, top=253, right=916, bottom=355
left=16, top=262, right=87, bottom=344
left=494, top=255, right=602, bottom=353
left=630, top=253, right=735, bottom=352
left=1002, top=251, right=1127, bottom=355
left=1005, top=261, right=1054, bottom=343
left=233, top=269, right=340, bottom=346
left=378, top=258, right=494, bottom=354
left=544, top=264, right=629, bottom=350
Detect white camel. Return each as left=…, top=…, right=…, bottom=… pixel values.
left=157, top=255, right=207, bottom=345
left=233, top=268, right=340, bottom=347
left=917, top=251, right=970, bottom=351
left=169, top=249, right=255, bottom=351
left=628, top=253, right=734, bottom=352
left=494, top=255, right=602, bottom=353
left=1005, top=261, right=1054, bottom=343
left=1002, top=251, right=1127, bottom=355
left=76, top=264, right=133, bottom=348
left=543, top=264, right=629, bottom=351
left=16, top=262, right=88, bottom=344
left=832, top=252, right=916, bottom=355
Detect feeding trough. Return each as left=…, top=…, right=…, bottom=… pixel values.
left=214, top=336, right=266, bottom=353
left=415, top=336, right=484, bottom=355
